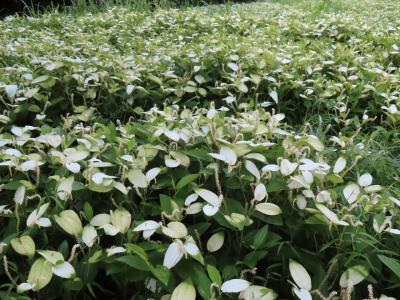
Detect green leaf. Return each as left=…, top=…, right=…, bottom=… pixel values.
left=186, top=148, right=213, bottom=162
left=150, top=265, right=171, bottom=286
left=28, top=258, right=53, bottom=291
left=176, top=261, right=211, bottom=299
left=125, top=244, right=149, bottom=262
left=115, top=255, right=150, bottom=271
left=252, top=225, right=269, bottom=249
left=243, top=250, right=268, bottom=268
left=83, top=202, right=93, bottom=220
left=207, top=264, right=222, bottom=286
left=378, top=255, right=400, bottom=279
left=176, top=174, right=199, bottom=190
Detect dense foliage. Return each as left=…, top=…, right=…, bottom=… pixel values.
left=0, top=1, right=400, bottom=299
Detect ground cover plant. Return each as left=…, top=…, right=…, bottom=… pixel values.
left=0, top=0, right=400, bottom=299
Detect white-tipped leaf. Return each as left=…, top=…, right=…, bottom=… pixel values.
left=195, top=188, right=222, bottom=207
left=161, top=222, right=188, bottom=239
left=171, top=280, right=196, bottom=300
left=293, top=288, right=312, bottom=300
left=90, top=214, right=111, bottom=227
left=339, top=265, right=369, bottom=288
left=82, top=225, right=97, bottom=247
left=245, top=160, right=260, bottom=180
left=163, top=242, right=184, bottom=269
left=207, top=232, right=225, bottom=252
left=280, top=159, right=298, bottom=176
left=289, top=260, right=312, bottom=290
left=343, top=183, right=360, bottom=204
left=333, top=157, right=346, bottom=174
left=128, top=169, right=148, bottom=188
left=358, top=173, right=373, bottom=187
left=254, top=183, right=267, bottom=201
left=52, top=261, right=75, bottom=278
left=146, top=167, right=161, bottom=182
left=221, top=279, right=250, bottom=293
left=14, top=186, right=26, bottom=205
left=255, top=203, right=282, bottom=216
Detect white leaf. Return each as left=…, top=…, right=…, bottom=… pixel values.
left=390, top=197, right=400, bottom=207
left=100, top=224, right=120, bottom=236
left=161, top=222, right=188, bottom=239
left=245, top=160, right=260, bottom=180
left=20, top=160, right=44, bottom=171
left=163, top=242, right=184, bottom=269
left=164, top=130, right=180, bottom=142
left=5, top=85, right=18, bottom=98
left=244, top=153, right=267, bottom=163
left=171, top=280, right=196, bottom=300
left=121, top=154, right=134, bottom=162
left=220, top=147, right=237, bottom=165
left=133, top=220, right=160, bottom=232
left=46, top=135, right=62, bottom=148
left=92, top=172, right=106, bottom=184
left=262, top=164, right=280, bottom=172
left=288, top=175, right=310, bottom=190
left=358, top=173, right=373, bottom=187
left=17, top=282, right=35, bottom=293
left=307, top=135, right=324, bottom=151
left=52, top=262, right=75, bottom=279
left=113, top=181, right=128, bottom=195
left=228, top=62, right=239, bottom=72
left=146, top=167, right=161, bottom=182
left=207, top=232, right=224, bottom=252
left=339, top=265, right=369, bottom=288
left=195, top=188, right=222, bottom=207
left=26, top=203, right=49, bottom=227
left=255, top=203, right=282, bottom=216
left=184, top=193, right=199, bottom=206
left=165, top=158, right=180, bottom=168
left=185, top=203, right=204, bottom=215
left=333, top=157, right=346, bottom=174
left=289, top=260, right=312, bottom=290
left=66, top=162, right=80, bottom=173
left=14, top=186, right=25, bottom=205
left=90, top=214, right=111, bottom=227
left=343, top=183, right=360, bottom=204
left=5, top=148, right=22, bottom=157
left=315, top=203, right=349, bottom=226
left=203, top=204, right=219, bottom=216
left=293, top=288, right=312, bottom=300
left=82, top=225, right=97, bottom=247
left=57, top=176, right=74, bottom=201
left=183, top=241, right=200, bottom=257
left=296, top=195, right=307, bottom=210
left=385, top=228, right=400, bottom=235
left=280, top=159, right=298, bottom=176
left=254, top=183, right=267, bottom=201
left=364, top=185, right=382, bottom=193
left=126, top=84, right=134, bottom=95
left=143, top=229, right=157, bottom=239
left=37, top=217, right=51, bottom=227
left=106, top=246, right=126, bottom=257
left=221, top=279, right=250, bottom=293
left=269, top=90, right=278, bottom=103
left=128, top=169, right=148, bottom=188
left=316, top=191, right=331, bottom=204
left=66, top=150, right=89, bottom=163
